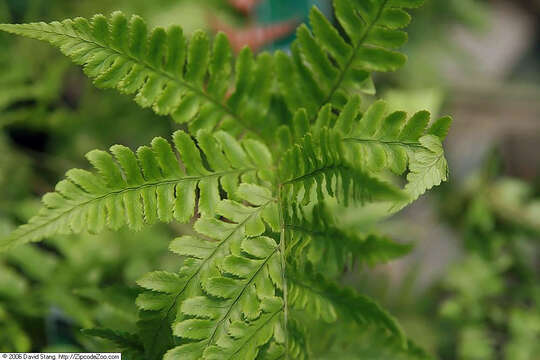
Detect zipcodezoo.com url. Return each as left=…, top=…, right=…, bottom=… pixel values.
left=1, top=354, right=121, bottom=360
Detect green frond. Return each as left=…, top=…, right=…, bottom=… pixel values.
left=136, top=189, right=281, bottom=359
left=0, top=13, right=273, bottom=136
left=0, top=304, right=31, bottom=352
left=0, top=263, right=28, bottom=300
left=330, top=98, right=452, bottom=201
left=279, top=128, right=408, bottom=207
left=169, top=235, right=281, bottom=358
left=285, top=204, right=412, bottom=277
left=405, top=339, right=436, bottom=360
left=288, top=270, right=406, bottom=348
left=164, top=298, right=284, bottom=360
left=275, top=0, right=422, bottom=117
left=0, top=130, right=272, bottom=251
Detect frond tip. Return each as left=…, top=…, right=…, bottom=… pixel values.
left=0, top=130, right=272, bottom=251
left=326, top=97, right=452, bottom=203
left=404, top=134, right=449, bottom=200
left=276, top=0, right=423, bottom=117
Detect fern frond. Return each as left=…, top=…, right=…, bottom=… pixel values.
left=288, top=270, right=406, bottom=347
left=314, top=324, right=433, bottom=359
left=0, top=130, right=272, bottom=251
left=285, top=204, right=412, bottom=277
left=313, top=97, right=452, bottom=202
left=169, top=235, right=281, bottom=358
left=0, top=13, right=273, bottom=136
left=341, top=100, right=450, bottom=170
left=136, top=310, right=176, bottom=360
left=136, top=186, right=281, bottom=359
left=279, top=127, right=408, bottom=206
left=275, top=0, right=423, bottom=117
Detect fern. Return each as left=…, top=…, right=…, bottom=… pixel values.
left=335, top=97, right=451, bottom=202
left=0, top=0, right=453, bottom=358
left=0, top=12, right=273, bottom=137
left=0, top=130, right=271, bottom=251
left=82, top=328, right=145, bottom=359
left=403, top=134, right=449, bottom=201
left=280, top=96, right=451, bottom=207
left=276, top=0, right=422, bottom=118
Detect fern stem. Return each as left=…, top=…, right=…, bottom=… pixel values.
left=277, top=183, right=289, bottom=359
left=280, top=164, right=347, bottom=186
left=342, top=137, right=424, bottom=149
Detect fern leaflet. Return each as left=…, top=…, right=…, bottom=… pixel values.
left=318, top=96, right=452, bottom=202
left=0, top=13, right=274, bottom=137
left=276, top=0, right=423, bottom=118
left=0, top=130, right=272, bottom=251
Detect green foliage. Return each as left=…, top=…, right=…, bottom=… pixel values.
left=279, top=126, right=408, bottom=207
left=437, top=172, right=540, bottom=360
left=82, top=328, right=145, bottom=359
left=0, top=0, right=453, bottom=358
left=276, top=0, right=423, bottom=117
left=0, top=130, right=270, bottom=251
left=0, top=12, right=272, bottom=137
left=338, top=100, right=450, bottom=203
left=0, top=304, right=31, bottom=352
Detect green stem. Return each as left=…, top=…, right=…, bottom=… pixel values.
left=277, top=184, right=289, bottom=359
left=343, top=137, right=424, bottom=149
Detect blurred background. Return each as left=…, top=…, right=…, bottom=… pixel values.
left=0, top=0, right=539, bottom=358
